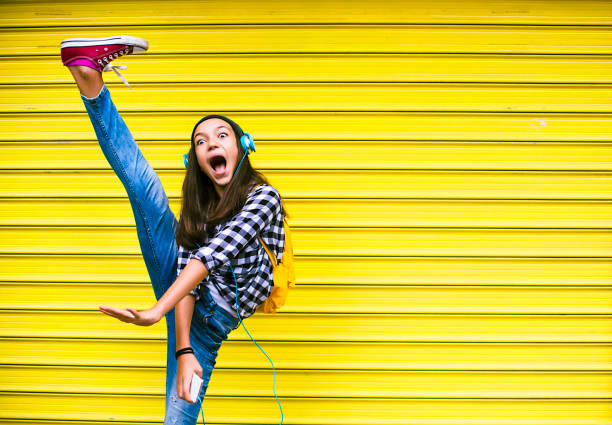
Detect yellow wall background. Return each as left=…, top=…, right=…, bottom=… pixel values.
left=1, top=0, right=612, bottom=423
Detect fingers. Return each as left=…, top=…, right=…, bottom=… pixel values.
left=126, top=307, right=159, bottom=326
left=176, top=355, right=202, bottom=404
left=98, top=305, right=136, bottom=323
left=176, top=379, right=183, bottom=402
left=124, top=307, right=146, bottom=325
left=99, top=305, right=135, bottom=318
left=98, top=305, right=160, bottom=327
left=179, top=370, right=193, bottom=403
left=185, top=372, right=193, bottom=403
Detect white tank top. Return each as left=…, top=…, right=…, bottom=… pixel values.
left=207, top=282, right=239, bottom=318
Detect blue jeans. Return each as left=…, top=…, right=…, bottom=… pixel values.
left=81, top=84, right=240, bottom=424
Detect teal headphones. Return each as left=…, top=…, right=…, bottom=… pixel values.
left=184, top=115, right=256, bottom=178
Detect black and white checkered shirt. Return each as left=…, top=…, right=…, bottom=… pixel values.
left=177, top=183, right=285, bottom=318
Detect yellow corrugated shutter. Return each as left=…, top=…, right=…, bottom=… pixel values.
left=1, top=0, right=611, bottom=423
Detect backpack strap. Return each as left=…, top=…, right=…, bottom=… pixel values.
left=247, top=183, right=278, bottom=267
left=258, top=235, right=278, bottom=267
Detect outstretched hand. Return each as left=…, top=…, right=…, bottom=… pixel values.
left=98, top=305, right=162, bottom=326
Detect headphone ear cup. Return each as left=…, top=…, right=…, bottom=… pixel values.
left=183, top=153, right=189, bottom=168
left=241, top=132, right=256, bottom=154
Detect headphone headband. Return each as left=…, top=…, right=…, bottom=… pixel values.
left=184, top=117, right=255, bottom=170
left=190, top=114, right=244, bottom=145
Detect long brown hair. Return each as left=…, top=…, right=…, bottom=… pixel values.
left=176, top=135, right=287, bottom=250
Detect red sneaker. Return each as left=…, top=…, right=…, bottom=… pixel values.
left=60, top=35, right=148, bottom=87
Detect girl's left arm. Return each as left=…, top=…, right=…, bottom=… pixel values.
left=99, top=258, right=208, bottom=326
left=100, top=185, right=281, bottom=326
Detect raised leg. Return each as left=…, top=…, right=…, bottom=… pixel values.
left=70, top=66, right=181, bottom=421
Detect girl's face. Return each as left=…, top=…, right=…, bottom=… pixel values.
left=193, top=118, right=239, bottom=196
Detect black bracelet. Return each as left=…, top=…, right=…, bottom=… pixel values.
left=175, top=347, right=194, bottom=359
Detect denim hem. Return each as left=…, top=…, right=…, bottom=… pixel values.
left=80, top=84, right=107, bottom=104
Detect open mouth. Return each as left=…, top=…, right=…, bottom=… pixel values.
left=209, top=153, right=227, bottom=175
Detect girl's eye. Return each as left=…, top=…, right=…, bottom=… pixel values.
left=196, top=132, right=226, bottom=145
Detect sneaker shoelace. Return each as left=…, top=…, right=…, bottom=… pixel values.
left=102, top=63, right=131, bottom=88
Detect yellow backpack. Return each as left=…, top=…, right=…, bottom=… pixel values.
left=255, top=218, right=296, bottom=314
left=250, top=185, right=296, bottom=314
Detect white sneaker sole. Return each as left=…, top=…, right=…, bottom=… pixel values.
left=60, top=35, right=148, bottom=53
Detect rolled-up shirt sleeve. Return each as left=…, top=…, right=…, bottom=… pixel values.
left=188, top=185, right=281, bottom=272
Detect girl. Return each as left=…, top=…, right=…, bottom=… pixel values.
left=60, top=35, right=286, bottom=424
